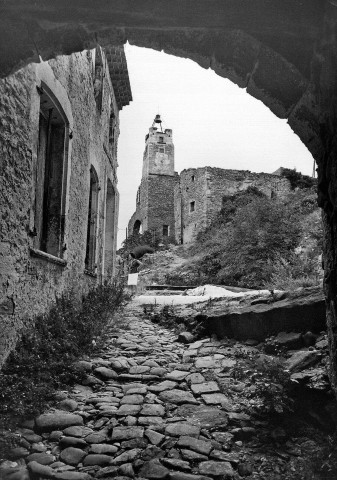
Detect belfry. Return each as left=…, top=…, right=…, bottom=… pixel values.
left=128, top=114, right=177, bottom=242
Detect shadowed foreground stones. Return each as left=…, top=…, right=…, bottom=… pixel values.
left=176, top=405, right=228, bottom=429
left=285, top=350, right=321, bottom=372
left=35, top=413, right=83, bottom=432
left=169, top=474, right=213, bottom=480
left=165, top=423, right=200, bottom=437
left=4, top=301, right=330, bottom=480
left=93, top=367, right=118, bottom=380
left=59, top=447, right=86, bottom=466
left=199, top=460, right=234, bottom=478
left=139, top=458, right=170, bottom=479
left=82, top=454, right=112, bottom=466
left=159, top=389, right=199, bottom=405
left=110, top=426, right=144, bottom=441
left=177, top=436, right=213, bottom=455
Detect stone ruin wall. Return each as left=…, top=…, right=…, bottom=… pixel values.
left=176, top=167, right=292, bottom=243
left=0, top=50, right=120, bottom=366
left=205, top=167, right=292, bottom=225
left=174, top=168, right=209, bottom=244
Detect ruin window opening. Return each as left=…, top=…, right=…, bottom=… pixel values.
left=159, top=136, right=164, bottom=143
left=34, top=83, right=69, bottom=258
left=191, top=175, right=195, bottom=182
left=93, top=47, right=104, bottom=111
left=85, top=166, right=99, bottom=272
left=190, top=201, right=195, bottom=212
left=133, top=220, right=142, bottom=234
left=163, top=225, right=169, bottom=236
left=136, top=187, right=141, bottom=204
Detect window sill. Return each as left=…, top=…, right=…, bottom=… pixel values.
left=30, top=248, right=67, bottom=267
left=84, top=269, right=97, bottom=278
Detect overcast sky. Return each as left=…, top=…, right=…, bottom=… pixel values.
left=117, top=43, right=313, bottom=247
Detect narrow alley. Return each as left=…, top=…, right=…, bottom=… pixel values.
left=1, top=299, right=329, bottom=480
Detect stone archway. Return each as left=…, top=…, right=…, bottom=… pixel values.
left=2, top=0, right=337, bottom=393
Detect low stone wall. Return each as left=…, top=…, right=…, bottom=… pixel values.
left=199, top=291, right=326, bottom=341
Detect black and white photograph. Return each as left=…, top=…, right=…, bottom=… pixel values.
left=0, top=1, right=337, bottom=479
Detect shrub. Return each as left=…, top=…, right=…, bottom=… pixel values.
left=0, top=279, right=129, bottom=427
left=280, top=168, right=317, bottom=190
left=214, top=197, right=302, bottom=287
left=119, top=230, right=176, bottom=257
left=247, top=357, right=294, bottom=414
left=266, top=253, right=322, bottom=290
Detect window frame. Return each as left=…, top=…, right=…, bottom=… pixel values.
left=85, top=165, right=99, bottom=273
left=33, top=81, right=70, bottom=260
left=163, top=224, right=170, bottom=237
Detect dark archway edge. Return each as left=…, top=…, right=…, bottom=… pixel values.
left=2, top=0, right=337, bottom=393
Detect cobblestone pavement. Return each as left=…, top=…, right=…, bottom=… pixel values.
left=0, top=301, right=292, bottom=480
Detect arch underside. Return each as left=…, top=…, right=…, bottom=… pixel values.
left=2, top=1, right=337, bottom=393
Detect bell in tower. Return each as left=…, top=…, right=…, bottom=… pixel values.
left=143, top=113, right=174, bottom=177
left=153, top=114, right=163, bottom=132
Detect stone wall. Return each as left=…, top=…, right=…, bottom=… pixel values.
left=128, top=174, right=178, bottom=242
left=174, top=168, right=208, bottom=244
left=147, top=174, right=178, bottom=241
left=0, top=48, right=123, bottom=366
left=175, top=167, right=291, bottom=243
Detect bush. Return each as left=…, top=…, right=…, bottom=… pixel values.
left=247, top=357, right=294, bottom=414
left=280, top=168, right=317, bottom=190
left=214, top=197, right=302, bottom=287
left=119, top=230, right=176, bottom=257
left=0, top=279, right=129, bottom=426
left=266, top=253, right=322, bottom=290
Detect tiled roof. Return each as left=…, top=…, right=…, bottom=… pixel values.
left=105, top=45, right=132, bottom=110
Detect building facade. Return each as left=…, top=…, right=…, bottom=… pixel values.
left=128, top=115, right=178, bottom=243
left=0, top=46, right=132, bottom=366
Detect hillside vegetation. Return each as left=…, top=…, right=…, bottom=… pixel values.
left=162, top=178, right=323, bottom=290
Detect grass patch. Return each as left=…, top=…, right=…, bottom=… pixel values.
left=0, top=279, right=129, bottom=429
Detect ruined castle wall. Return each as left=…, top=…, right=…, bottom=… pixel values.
left=176, top=168, right=209, bottom=244
left=177, top=167, right=291, bottom=243
left=0, top=50, right=120, bottom=366
left=205, top=167, right=291, bottom=225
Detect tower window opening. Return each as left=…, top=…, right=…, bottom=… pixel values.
left=163, top=225, right=169, bottom=237
left=159, top=146, right=165, bottom=153
left=191, top=175, right=195, bottom=182
left=159, top=136, right=164, bottom=143
left=190, top=201, right=195, bottom=213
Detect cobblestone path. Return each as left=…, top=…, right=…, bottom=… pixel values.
left=2, top=301, right=263, bottom=480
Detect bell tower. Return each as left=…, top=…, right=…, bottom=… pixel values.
left=128, top=114, right=177, bottom=242
left=142, top=114, right=174, bottom=177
